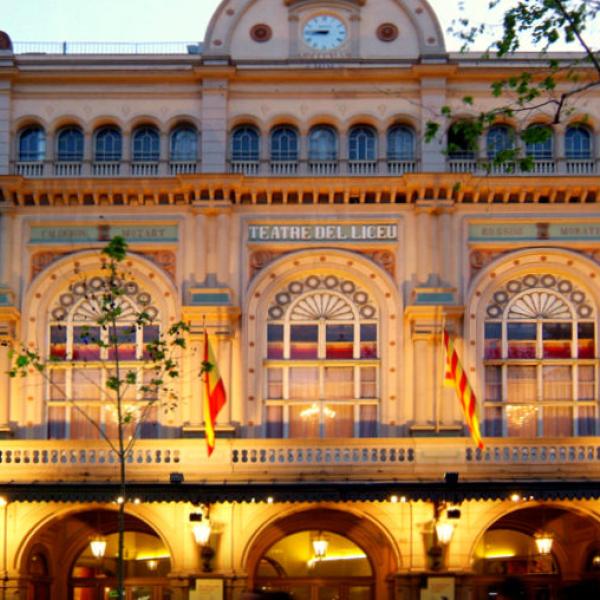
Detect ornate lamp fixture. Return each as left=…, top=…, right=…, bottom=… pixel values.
left=435, top=521, right=455, bottom=546
left=190, top=508, right=214, bottom=572
left=534, top=531, right=554, bottom=555
left=89, top=535, right=107, bottom=559
left=312, top=532, right=329, bottom=561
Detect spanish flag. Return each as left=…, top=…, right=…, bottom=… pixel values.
left=202, top=330, right=227, bottom=456
left=443, top=330, right=484, bottom=449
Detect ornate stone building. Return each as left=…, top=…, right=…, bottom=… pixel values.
left=0, top=1, right=600, bottom=598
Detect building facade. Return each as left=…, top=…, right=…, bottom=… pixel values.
left=1, top=1, right=600, bottom=598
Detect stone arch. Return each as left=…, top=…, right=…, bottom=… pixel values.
left=468, top=501, right=600, bottom=583
left=245, top=247, right=401, bottom=431
left=244, top=506, right=400, bottom=600
left=16, top=505, right=178, bottom=599
left=464, top=247, right=600, bottom=384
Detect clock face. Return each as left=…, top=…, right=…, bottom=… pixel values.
left=303, top=15, right=347, bottom=51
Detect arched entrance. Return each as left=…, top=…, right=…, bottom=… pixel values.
left=20, top=508, right=173, bottom=600
left=245, top=508, right=399, bottom=600
left=472, top=504, right=600, bottom=599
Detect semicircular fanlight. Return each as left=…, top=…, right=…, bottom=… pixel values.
left=507, top=291, right=572, bottom=320
left=290, top=292, right=354, bottom=321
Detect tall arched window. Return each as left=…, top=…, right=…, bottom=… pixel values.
left=18, top=126, right=46, bottom=161
left=447, top=123, right=476, bottom=159
left=524, top=125, right=553, bottom=159
left=94, top=127, right=122, bottom=162
left=265, top=275, right=378, bottom=438
left=483, top=273, right=596, bottom=437
left=47, top=278, right=161, bottom=439
left=348, top=125, right=377, bottom=161
left=270, top=126, right=299, bottom=162
left=170, top=125, right=197, bottom=161
left=308, top=125, right=338, bottom=161
left=487, top=125, right=514, bottom=160
left=132, top=125, right=160, bottom=162
left=56, top=126, right=84, bottom=162
left=231, top=126, right=260, bottom=161
left=387, top=125, right=415, bottom=160
left=565, top=125, right=592, bottom=159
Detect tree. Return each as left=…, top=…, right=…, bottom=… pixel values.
left=426, top=0, right=600, bottom=171
left=8, top=237, right=190, bottom=600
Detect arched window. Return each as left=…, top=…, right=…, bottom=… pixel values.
left=231, top=126, right=260, bottom=161
left=387, top=125, right=415, bottom=160
left=270, top=126, right=299, bottom=162
left=447, top=122, right=476, bottom=159
left=349, top=125, right=377, bottom=161
left=487, top=125, right=514, bottom=160
left=18, top=126, right=46, bottom=161
left=94, top=127, right=122, bottom=162
left=56, top=127, right=84, bottom=162
left=308, top=125, right=338, bottom=161
left=170, top=125, right=197, bottom=161
left=565, top=125, right=592, bottom=159
left=483, top=273, right=596, bottom=437
left=524, top=125, right=553, bottom=159
left=47, top=277, right=161, bottom=439
left=265, top=275, right=378, bottom=438
left=132, top=125, right=160, bottom=162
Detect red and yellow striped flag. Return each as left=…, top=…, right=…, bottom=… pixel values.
left=443, top=330, right=484, bottom=449
left=202, top=330, right=227, bottom=456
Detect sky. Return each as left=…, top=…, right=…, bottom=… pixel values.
left=1, top=0, right=598, bottom=52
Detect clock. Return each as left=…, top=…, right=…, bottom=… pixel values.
left=302, top=15, right=347, bottom=51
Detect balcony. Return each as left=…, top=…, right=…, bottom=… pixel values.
left=0, top=437, right=598, bottom=484
left=448, top=158, right=598, bottom=176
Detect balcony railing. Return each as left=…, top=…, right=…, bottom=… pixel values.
left=448, top=158, right=598, bottom=176
left=0, top=438, right=599, bottom=483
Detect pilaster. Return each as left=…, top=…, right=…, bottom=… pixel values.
left=201, top=79, right=229, bottom=173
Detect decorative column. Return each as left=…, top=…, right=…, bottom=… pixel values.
left=201, top=79, right=229, bottom=173
left=0, top=303, right=18, bottom=438
left=0, top=78, right=12, bottom=175
left=419, top=77, right=447, bottom=172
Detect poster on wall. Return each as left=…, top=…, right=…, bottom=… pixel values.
left=420, top=577, right=455, bottom=600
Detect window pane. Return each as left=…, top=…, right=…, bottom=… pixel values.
left=50, top=325, right=67, bottom=360
left=290, top=325, right=318, bottom=359
left=48, top=405, right=66, bottom=439
left=507, top=323, right=536, bottom=358
left=326, top=324, right=354, bottom=359
left=289, top=367, right=319, bottom=399
left=266, top=405, right=283, bottom=438
left=506, top=405, right=537, bottom=437
left=71, top=405, right=101, bottom=439
left=108, top=326, right=137, bottom=360
left=578, top=322, right=595, bottom=358
left=578, top=365, right=595, bottom=402
left=484, top=322, right=502, bottom=359
left=543, top=406, right=572, bottom=437
left=360, top=366, right=376, bottom=398
left=267, top=368, right=283, bottom=399
left=309, top=127, right=337, bottom=160
left=271, top=127, right=298, bottom=161
left=72, top=326, right=101, bottom=360
left=170, top=126, right=197, bottom=161
left=139, top=404, right=158, bottom=438
left=578, top=406, right=596, bottom=436
left=359, top=405, right=377, bottom=437
left=232, top=127, right=259, bottom=161
left=142, top=325, right=160, bottom=360
left=507, top=365, right=536, bottom=403
left=387, top=126, right=414, bottom=160
left=57, top=127, right=84, bottom=161
left=49, top=369, right=66, bottom=401
left=485, top=366, right=502, bottom=402
left=289, top=404, right=320, bottom=438
left=323, top=404, right=353, bottom=437
left=542, top=322, right=572, bottom=358
left=349, top=127, right=376, bottom=161
left=324, top=366, right=353, bottom=399
left=72, top=369, right=101, bottom=401
left=360, top=323, right=377, bottom=358
left=484, top=406, right=503, bottom=437
left=95, top=127, right=122, bottom=161
left=267, top=324, right=284, bottom=359
left=132, top=127, right=160, bottom=161
left=566, top=126, right=591, bottom=159
left=542, top=365, right=571, bottom=401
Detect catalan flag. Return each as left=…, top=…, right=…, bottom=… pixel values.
left=443, top=330, right=484, bottom=449
left=202, top=330, right=227, bottom=456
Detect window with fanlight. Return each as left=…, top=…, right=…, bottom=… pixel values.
left=264, top=275, right=379, bottom=438
left=483, top=273, right=597, bottom=438
left=47, top=277, right=161, bottom=440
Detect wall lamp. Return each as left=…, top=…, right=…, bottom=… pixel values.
left=190, top=507, right=214, bottom=572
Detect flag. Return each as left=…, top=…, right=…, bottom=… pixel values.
left=202, top=330, right=227, bottom=456
left=443, top=330, right=484, bottom=449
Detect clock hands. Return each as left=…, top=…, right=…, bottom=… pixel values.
left=305, top=30, right=331, bottom=35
